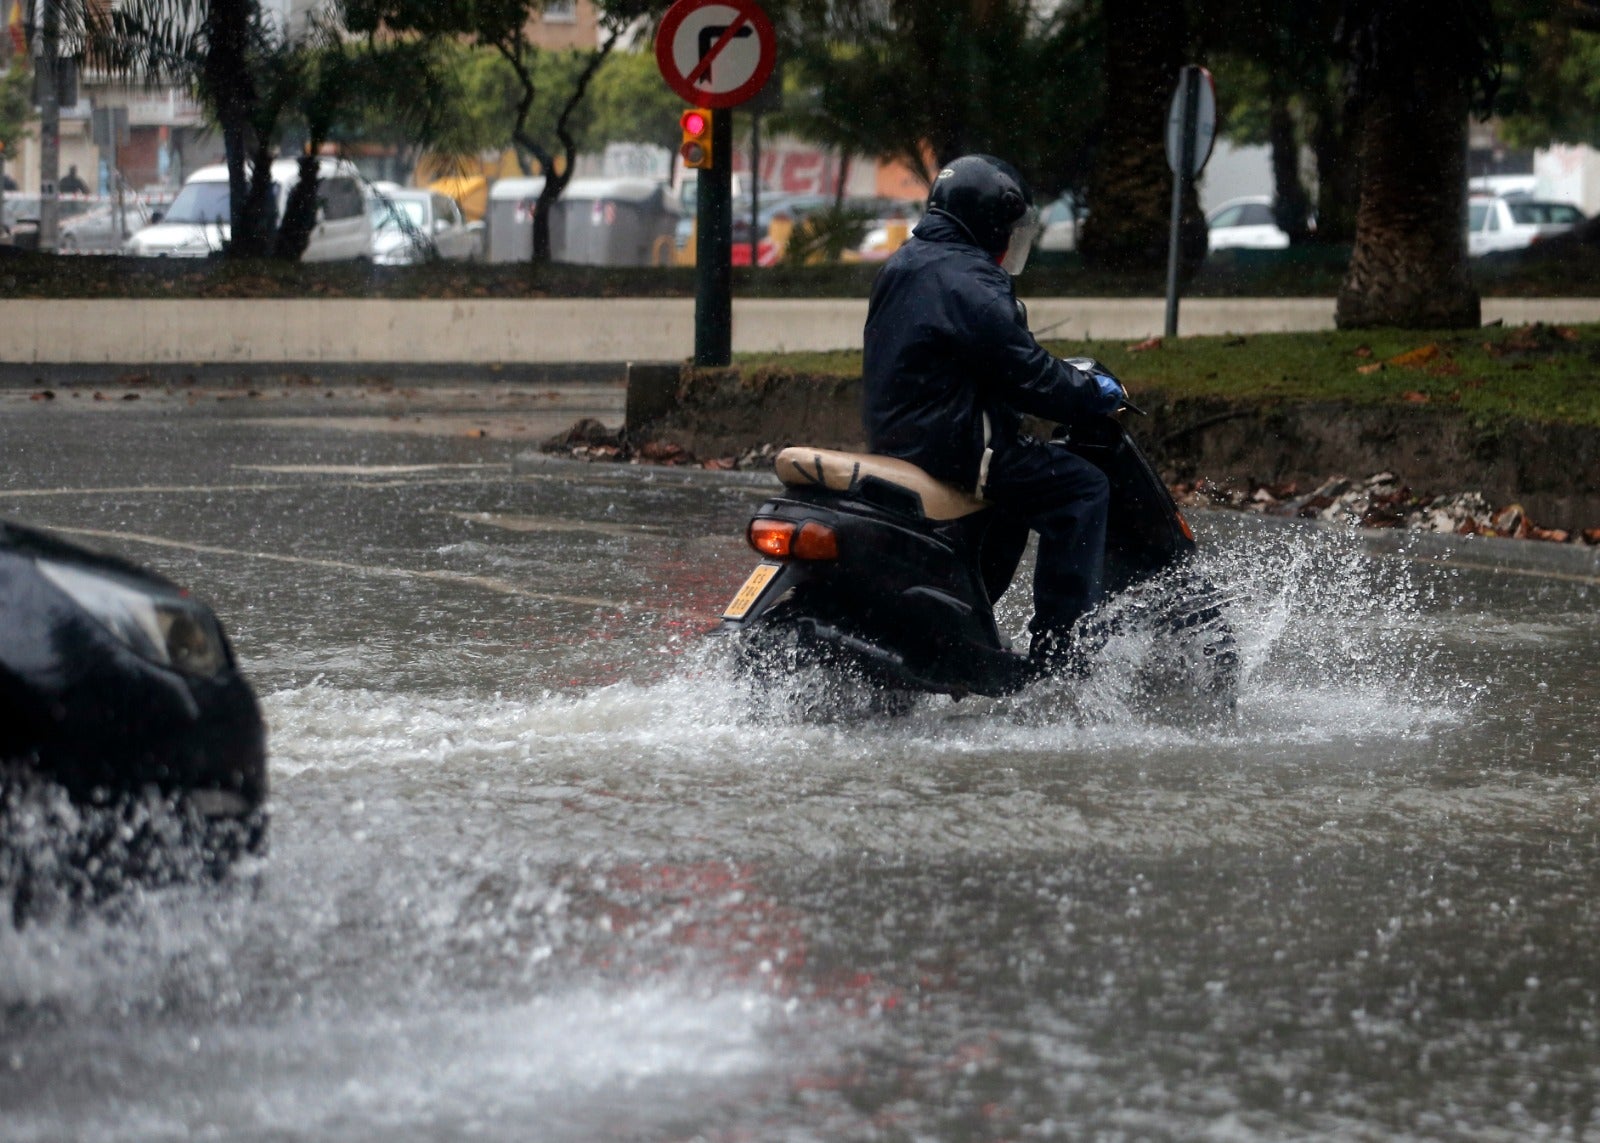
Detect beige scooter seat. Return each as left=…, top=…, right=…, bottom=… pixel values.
left=773, top=447, right=987, bottom=521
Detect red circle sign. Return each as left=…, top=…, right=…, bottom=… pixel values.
left=655, top=0, right=776, bottom=110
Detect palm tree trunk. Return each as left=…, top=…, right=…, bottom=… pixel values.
left=1335, top=66, right=1477, bottom=329
left=1078, top=0, right=1203, bottom=275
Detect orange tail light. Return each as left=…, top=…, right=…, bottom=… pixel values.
left=747, top=518, right=839, bottom=560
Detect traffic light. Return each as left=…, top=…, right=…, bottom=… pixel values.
left=679, top=108, right=713, bottom=170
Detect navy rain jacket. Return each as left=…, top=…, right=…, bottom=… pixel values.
left=863, top=211, right=1103, bottom=491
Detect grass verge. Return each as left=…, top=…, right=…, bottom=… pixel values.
left=734, top=322, right=1600, bottom=429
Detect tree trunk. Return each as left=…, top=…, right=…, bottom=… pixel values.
left=275, top=154, right=321, bottom=262
left=1335, top=68, right=1476, bottom=329
left=205, top=0, right=271, bottom=257
left=1078, top=0, right=1203, bottom=275
left=1268, top=87, right=1313, bottom=243
left=1308, top=79, right=1358, bottom=246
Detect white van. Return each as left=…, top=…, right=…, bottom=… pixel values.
left=125, top=157, right=371, bottom=260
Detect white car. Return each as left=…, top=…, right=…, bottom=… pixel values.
left=125, top=157, right=372, bottom=260
left=368, top=187, right=482, bottom=264
left=1467, top=195, right=1584, bottom=256
left=1206, top=195, right=1290, bottom=251
left=1037, top=192, right=1084, bottom=254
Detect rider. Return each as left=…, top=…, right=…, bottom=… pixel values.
left=862, top=154, right=1127, bottom=672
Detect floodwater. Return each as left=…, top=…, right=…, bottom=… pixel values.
left=2, top=381, right=1599, bottom=1141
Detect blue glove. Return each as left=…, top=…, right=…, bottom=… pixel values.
left=1065, top=357, right=1126, bottom=414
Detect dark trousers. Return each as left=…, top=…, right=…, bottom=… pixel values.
left=981, top=439, right=1110, bottom=637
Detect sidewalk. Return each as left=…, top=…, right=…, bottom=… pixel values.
left=6, top=296, right=1599, bottom=366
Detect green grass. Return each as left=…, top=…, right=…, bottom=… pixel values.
left=736, top=323, right=1600, bottom=429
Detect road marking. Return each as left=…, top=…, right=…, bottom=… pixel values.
left=236, top=463, right=510, bottom=476
left=447, top=510, right=673, bottom=538
left=0, top=475, right=508, bottom=498
left=41, top=526, right=625, bottom=608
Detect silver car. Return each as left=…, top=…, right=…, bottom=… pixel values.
left=369, top=188, right=482, bottom=264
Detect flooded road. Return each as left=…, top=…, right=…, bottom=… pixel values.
left=2, top=382, right=1598, bottom=1141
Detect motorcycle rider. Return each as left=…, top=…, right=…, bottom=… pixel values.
left=862, top=154, right=1127, bottom=672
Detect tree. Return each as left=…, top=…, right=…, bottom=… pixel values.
left=1076, top=0, right=1205, bottom=275
left=777, top=0, right=1103, bottom=201
left=1334, top=0, right=1501, bottom=329
left=349, top=0, right=666, bottom=261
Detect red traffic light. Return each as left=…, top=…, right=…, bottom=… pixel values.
left=679, top=107, right=713, bottom=170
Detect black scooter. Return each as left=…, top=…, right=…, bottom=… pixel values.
left=718, top=402, right=1238, bottom=705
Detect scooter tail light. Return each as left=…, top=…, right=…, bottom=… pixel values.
left=1176, top=511, right=1196, bottom=542
left=748, top=518, right=796, bottom=557
left=793, top=522, right=839, bottom=560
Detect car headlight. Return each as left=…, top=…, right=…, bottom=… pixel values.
left=36, top=559, right=229, bottom=677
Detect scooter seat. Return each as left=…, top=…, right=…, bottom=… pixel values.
left=774, top=447, right=988, bottom=520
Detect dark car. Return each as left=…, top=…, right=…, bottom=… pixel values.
left=0, top=520, right=267, bottom=914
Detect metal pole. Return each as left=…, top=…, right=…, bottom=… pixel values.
left=749, top=111, right=760, bottom=270
left=1163, top=66, right=1200, bottom=339
left=694, top=108, right=733, bottom=366
left=37, top=0, right=59, bottom=252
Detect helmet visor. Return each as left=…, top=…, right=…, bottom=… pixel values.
left=1000, top=203, right=1043, bottom=276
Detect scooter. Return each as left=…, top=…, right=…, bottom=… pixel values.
left=717, top=391, right=1238, bottom=706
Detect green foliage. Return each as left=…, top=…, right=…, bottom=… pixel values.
left=782, top=204, right=874, bottom=264
left=1495, top=7, right=1600, bottom=148
left=585, top=49, right=685, bottom=152
left=775, top=0, right=1102, bottom=198
left=0, top=61, right=31, bottom=156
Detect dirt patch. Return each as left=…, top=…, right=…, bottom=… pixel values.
left=616, top=367, right=1600, bottom=534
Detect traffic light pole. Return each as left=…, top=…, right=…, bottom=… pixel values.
left=694, top=108, right=733, bottom=367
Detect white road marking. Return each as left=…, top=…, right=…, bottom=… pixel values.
left=41, top=526, right=625, bottom=608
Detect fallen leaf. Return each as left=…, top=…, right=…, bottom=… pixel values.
left=1354, top=345, right=1373, bottom=358
left=1127, top=336, right=1163, bottom=352
left=1402, top=391, right=1431, bottom=403
left=1388, top=343, right=1441, bottom=368
left=1357, top=362, right=1385, bottom=375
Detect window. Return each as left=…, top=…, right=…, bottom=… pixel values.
left=1209, top=205, right=1243, bottom=228
left=1468, top=202, right=1488, bottom=232
left=543, top=0, right=576, bottom=21
left=1238, top=203, right=1275, bottom=226
left=432, top=195, right=459, bottom=227
left=318, top=178, right=364, bottom=221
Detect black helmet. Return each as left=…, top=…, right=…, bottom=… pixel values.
left=926, top=154, right=1042, bottom=272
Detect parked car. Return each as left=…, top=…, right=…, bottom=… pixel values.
left=58, top=199, right=153, bottom=254
left=1, top=194, right=104, bottom=250
left=124, top=158, right=372, bottom=260
left=1206, top=195, right=1290, bottom=251
left=1036, top=192, right=1085, bottom=255
left=368, top=186, right=482, bottom=264
left=1467, top=195, right=1585, bottom=256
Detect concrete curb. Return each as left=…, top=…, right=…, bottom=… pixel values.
left=8, top=296, right=1600, bottom=366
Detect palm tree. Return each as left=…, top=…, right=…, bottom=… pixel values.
left=1334, top=0, right=1500, bottom=329
left=1077, top=0, right=1205, bottom=276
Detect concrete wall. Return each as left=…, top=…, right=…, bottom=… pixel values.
left=3, top=297, right=1598, bottom=365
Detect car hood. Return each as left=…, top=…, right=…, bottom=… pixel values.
left=128, top=222, right=226, bottom=254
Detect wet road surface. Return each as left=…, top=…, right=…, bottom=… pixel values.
left=1, top=380, right=1598, bottom=1141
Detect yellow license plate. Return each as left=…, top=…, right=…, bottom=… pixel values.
left=723, top=562, right=782, bottom=620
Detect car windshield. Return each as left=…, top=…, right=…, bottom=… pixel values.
left=373, top=199, right=428, bottom=231
left=163, top=181, right=280, bottom=225
left=1508, top=201, right=1584, bottom=225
